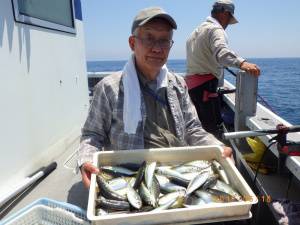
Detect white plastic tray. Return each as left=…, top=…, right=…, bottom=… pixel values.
left=88, top=145, right=258, bottom=225
left=1, top=198, right=89, bottom=225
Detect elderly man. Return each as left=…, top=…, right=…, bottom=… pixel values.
left=186, top=0, right=261, bottom=136
left=78, top=7, right=231, bottom=188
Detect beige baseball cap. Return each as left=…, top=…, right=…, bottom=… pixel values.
left=131, top=7, right=177, bottom=34
left=213, top=0, right=238, bottom=24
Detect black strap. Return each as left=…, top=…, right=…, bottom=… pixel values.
left=142, top=85, right=168, bottom=107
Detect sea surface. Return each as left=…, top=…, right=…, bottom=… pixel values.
left=87, top=58, right=300, bottom=125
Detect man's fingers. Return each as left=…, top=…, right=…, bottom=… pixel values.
left=80, top=163, right=100, bottom=188
left=222, top=147, right=232, bottom=158
left=81, top=170, right=91, bottom=188
left=84, top=163, right=100, bottom=174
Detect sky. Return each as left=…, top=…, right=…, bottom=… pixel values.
left=81, top=0, right=300, bottom=61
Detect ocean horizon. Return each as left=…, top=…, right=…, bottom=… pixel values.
left=87, top=58, right=300, bottom=125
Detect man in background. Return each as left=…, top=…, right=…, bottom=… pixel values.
left=186, top=0, right=260, bottom=137
left=78, top=6, right=231, bottom=188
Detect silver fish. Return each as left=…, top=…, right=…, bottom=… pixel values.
left=181, top=172, right=199, bottom=181
left=96, top=208, right=108, bottom=216
left=202, top=174, right=219, bottom=190
left=194, top=190, right=224, bottom=203
left=186, top=172, right=210, bottom=195
left=96, top=197, right=130, bottom=211
left=139, top=182, right=157, bottom=207
left=145, top=162, right=157, bottom=189
left=155, top=174, right=186, bottom=193
left=184, top=195, right=206, bottom=207
left=133, top=161, right=146, bottom=189
left=156, top=167, right=189, bottom=187
left=183, top=160, right=211, bottom=169
left=152, top=197, right=177, bottom=212
left=101, top=166, right=136, bottom=177
left=127, top=184, right=143, bottom=209
left=212, top=160, right=230, bottom=184
left=210, top=180, right=242, bottom=201
left=115, top=187, right=128, bottom=197
left=173, top=165, right=205, bottom=173
left=96, top=175, right=127, bottom=201
left=107, top=177, right=130, bottom=191
left=158, top=190, right=186, bottom=207
left=150, top=175, right=161, bottom=201
left=207, top=188, right=237, bottom=202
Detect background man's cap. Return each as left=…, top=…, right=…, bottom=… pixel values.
left=131, top=7, right=177, bottom=34
left=213, top=0, right=238, bottom=24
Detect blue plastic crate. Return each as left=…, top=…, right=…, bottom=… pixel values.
left=1, top=198, right=90, bottom=225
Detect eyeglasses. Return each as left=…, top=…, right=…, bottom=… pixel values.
left=134, top=36, right=174, bottom=49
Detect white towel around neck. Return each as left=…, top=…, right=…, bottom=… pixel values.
left=122, top=55, right=169, bottom=134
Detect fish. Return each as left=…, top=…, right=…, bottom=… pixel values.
left=145, top=162, right=157, bottom=189
left=202, top=174, right=219, bottom=190
left=139, top=182, right=157, bottom=207
left=127, top=184, right=143, bottom=209
left=158, top=190, right=186, bottom=207
left=101, top=166, right=136, bottom=177
left=96, top=208, right=108, bottom=216
left=184, top=194, right=206, bottom=207
left=186, top=172, right=210, bottom=195
left=182, top=160, right=211, bottom=169
left=194, top=190, right=224, bottom=203
left=210, top=180, right=242, bottom=201
left=156, top=167, right=189, bottom=187
left=114, top=187, right=128, bottom=197
left=180, top=172, right=199, bottom=181
left=118, top=163, right=141, bottom=171
left=150, top=175, right=161, bottom=201
left=96, top=197, right=130, bottom=211
left=152, top=197, right=177, bottom=212
left=96, top=174, right=127, bottom=201
left=207, top=188, right=237, bottom=202
left=172, top=165, right=206, bottom=173
left=212, top=160, right=230, bottom=184
left=133, top=161, right=146, bottom=189
left=155, top=174, right=186, bottom=193
left=107, top=177, right=130, bottom=191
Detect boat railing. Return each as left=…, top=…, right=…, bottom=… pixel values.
left=223, top=71, right=300, bottom=182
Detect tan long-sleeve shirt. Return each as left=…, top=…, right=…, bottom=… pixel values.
left=186, top=16, right=245, bottom=80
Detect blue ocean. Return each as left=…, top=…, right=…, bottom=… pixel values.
left=87, top=58, right=300, bottom=125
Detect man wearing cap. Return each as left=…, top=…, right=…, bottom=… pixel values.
left=186, top=0, right=261, bottom=137
left=78, top=7, right=231, bottom=188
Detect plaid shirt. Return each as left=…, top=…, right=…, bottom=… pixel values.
left=77, top=70, right=223, bottom=166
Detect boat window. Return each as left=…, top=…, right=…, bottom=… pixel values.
left=12, top=0, right=76, bottom=34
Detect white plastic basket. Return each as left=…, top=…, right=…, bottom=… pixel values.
left=1, top=198, right=90, bottom=225
left=88, top=145, right=258, bottom=225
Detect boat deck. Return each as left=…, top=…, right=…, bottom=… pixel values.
left=223, top=80, right=300, bottom=182
left=2, top=139, right=89, bottom=220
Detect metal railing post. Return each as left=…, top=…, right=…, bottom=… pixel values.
left=234, top=71, right=258, bottom=140
left=234, top=71, right=258, bottom=149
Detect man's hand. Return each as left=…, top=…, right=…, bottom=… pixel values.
left=240, top=61, right=260, bottom=76
left=80, top=162, right=100, bottom=188
left=222, top=146, right=235, bottom=164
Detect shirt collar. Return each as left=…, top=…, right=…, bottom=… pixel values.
left=207, top=16, right=223, bottom=29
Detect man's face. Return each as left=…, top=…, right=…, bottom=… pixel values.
left=129, top=19, right=173, bottom=80
left=221, top=11, right=232, bottom=29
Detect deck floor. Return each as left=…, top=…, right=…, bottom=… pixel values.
left=2, top=142, right=89, bottom=220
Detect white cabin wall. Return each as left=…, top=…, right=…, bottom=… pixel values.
left=0, top=0, right=89, bottom=193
